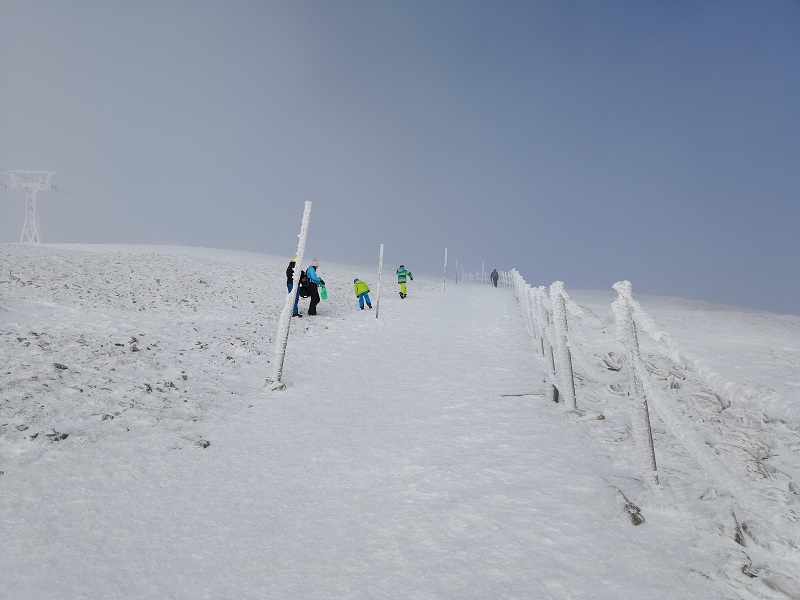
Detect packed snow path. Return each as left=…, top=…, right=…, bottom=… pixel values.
left=2, top=266, right=739, bottom=599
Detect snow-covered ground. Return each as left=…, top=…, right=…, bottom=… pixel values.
left=1, top=243, right=798, bottom=599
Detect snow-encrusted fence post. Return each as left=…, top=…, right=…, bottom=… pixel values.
left=511, top=270, right=527, bottom=327
left=550, top=281, right=578, bottom=409
left=375, top=243, right=384, bottom=319
left=525, top=284, right=540, bottom=344
left=266, top=201, right=311, bottom=391
left=511, top=272, right=551, bottom=401
left=519, top=277, right=539, bottom=344
left=531, top=287, right=546, bottom=358
left=515, top=272, right=535, bottom=340
left=442, top=247, right=447, bottom=292
left=612, top=280, right=659, bottom=487
left=519, top=277, right=530, bottom=329
left=536, top=286, right=559, bottom=404
left=522, top=281, right=539, bottom=345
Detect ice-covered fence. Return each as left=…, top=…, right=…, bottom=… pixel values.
left=460, top=268, right=490, bottom=284
left=508, top=270, right=558, bottom=404
left=506, top=270, right=659, bottom=488
left=502, top=271, right=800, bottom=583
left=497, top=271, right=800, bottom=586
left=460, top=268, right=512, bottom=288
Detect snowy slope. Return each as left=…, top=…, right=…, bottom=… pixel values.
left=1, top=244, right=798, bottom=599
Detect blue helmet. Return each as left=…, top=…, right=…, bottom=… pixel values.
left=354, top=278, right=359, bottom=283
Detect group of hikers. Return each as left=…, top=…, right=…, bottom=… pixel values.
left=285, top=258, right=413, bottom=317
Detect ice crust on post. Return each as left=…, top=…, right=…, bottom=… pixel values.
left=267, top=201, right=312, bottom=390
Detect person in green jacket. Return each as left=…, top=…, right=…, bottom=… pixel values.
left=396, top=265, right=413, bottom=299
left=353, top=278, right=372, bottom=309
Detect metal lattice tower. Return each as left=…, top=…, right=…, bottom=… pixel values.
left=4, top=170, right=56, bottom=243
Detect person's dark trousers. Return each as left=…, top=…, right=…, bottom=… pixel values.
left=308, top=285, right=320, bottom=315
left=287, top=283, right=301, bottom=315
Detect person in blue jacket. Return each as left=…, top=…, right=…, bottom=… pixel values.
left=396, top=264, right=413, bottom=299
left=305, top=259, right=324, bottom=315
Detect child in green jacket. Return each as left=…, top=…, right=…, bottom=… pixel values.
left=353, top=278, right=372, bottom=309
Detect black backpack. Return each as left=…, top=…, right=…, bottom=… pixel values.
left=298, top=270, right=312, bottom=297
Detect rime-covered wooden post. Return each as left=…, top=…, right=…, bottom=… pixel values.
left=511, top=270, right=521, bottom=312
left=532, top=288, right=545, bottom=357
left=536, top=286, right=559, bottom=403
left=513, top=269, right=531, bottom=331
left=612, top=280, right=659, bottom=487
left=519, top=276, right=535, bottom=338
left=512, top=270, right=535, bottom=343
left=550, top=281, right=577, bottom=409
left=527, top=284, right=540, bottom=343
left=375, top=243, right=384, bottom=319
left=266, top=201, right=311, bottom=391
left=442, top=247, right=447, bottom=292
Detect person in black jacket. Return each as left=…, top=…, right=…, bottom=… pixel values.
left=285, top=257, right=302, bottom=317
left=490, top=269, right=499, bottom=287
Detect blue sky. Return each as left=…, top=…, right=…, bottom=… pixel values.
left=1, top=0, right=798, bottom=314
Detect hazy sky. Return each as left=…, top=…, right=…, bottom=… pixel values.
left=2, top=0, right=798, bottom=314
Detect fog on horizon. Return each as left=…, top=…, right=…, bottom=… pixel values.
left=1, top=1, right=798, bottom=315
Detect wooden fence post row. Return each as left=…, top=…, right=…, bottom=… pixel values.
left=508, top=271, right=562, bottom=405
